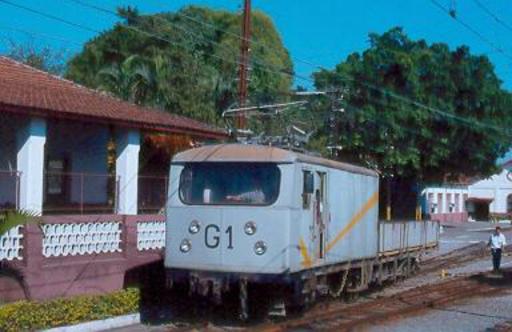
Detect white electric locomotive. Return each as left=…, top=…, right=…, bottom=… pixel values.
left=164, top=144, right=439, bottom=317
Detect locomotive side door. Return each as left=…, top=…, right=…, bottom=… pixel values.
left=302, top=169, right=329, bottom=261
left=315, top=171, right=328, bottom=259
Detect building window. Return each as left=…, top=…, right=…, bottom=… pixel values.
left=455, top=194, right=460, bottom=212
left=428, top=193, right=434, bottom=213
left=463, top=194, right=468, bottom=212
left=507, top=194, right=512, bottom=213
left=438, top=193, right=443, bottom=213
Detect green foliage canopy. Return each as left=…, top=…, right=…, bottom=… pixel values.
left=66, top=6, right=293, bottom=124
left=312, top=27, right=512, bottom=183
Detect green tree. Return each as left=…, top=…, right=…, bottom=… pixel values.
left=312, top=27, right=512, bottom=218
left=313, top=27, right=512, bottom=183
left=4, top=39, right=68, bottom=75
left=97, top=55, right=154, bottom=104
left=66, top=5, right=293, bottom=124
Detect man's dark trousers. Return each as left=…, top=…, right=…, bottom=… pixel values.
left=492, top=248, right=502, bottom=271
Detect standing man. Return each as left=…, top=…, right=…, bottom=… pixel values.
left=488, top=226, right=507, bottom=272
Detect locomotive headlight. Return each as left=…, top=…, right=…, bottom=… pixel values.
left=254, top=241, right=267, bottom=255
left=188, top=220, right=200, bottom=234
left=179, top=239, right=192, bottom=253
left=244, top=221, right=257, bottom=235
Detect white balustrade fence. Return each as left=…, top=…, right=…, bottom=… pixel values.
left=137, top=221, right=165, bottom=251
left=42, top=222, right=122, bottom=257
left=0, top=226, right=23, bottom=261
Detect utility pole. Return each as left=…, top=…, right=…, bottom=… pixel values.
left=326, top=89, right=345, bottom=159
left=236, top=0, right=251, bottom=130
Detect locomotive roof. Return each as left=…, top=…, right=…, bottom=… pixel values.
left=172, top=144, right=379, bottom=177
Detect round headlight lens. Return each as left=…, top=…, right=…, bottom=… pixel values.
left=254, top=241, right=267, bottom=255
left=189, top=220, right=200, bottom=234
left=179, top=239, right=191, bottom=253
left=244, top=221, right=257, bottom=235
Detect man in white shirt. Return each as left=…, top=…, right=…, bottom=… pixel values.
left=488, top=226, right=507, bottom=272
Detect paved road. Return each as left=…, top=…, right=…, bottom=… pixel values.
left=368, top=221, right=512, bottom=332
left=109, top=221, right=512, bottom=332
left=368, top=291, right=512, bottom=332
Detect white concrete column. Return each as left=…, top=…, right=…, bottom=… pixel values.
left=462, top=189, right=467, bottom=212
left=17, top=118, right=46, bottom=215
left=116, top=129, right=140, bottom=215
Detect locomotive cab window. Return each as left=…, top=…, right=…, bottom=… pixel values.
left=302, top=170, right=314, bottom=209
left=179, top=162, right=280, bottom=206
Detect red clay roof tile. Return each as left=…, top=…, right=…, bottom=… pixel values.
left=0, top=56, right=227, bottom=139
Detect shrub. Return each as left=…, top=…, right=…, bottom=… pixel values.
left=0, top=288, right=139, bottom=332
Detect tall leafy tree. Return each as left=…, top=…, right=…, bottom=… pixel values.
left=4, top=40, right=68, bottom=75
left=312, top=27, right=512, bottom=218
left=66, top=5, right=293, bottom=124
left=313, top=27, right=512, bottom=183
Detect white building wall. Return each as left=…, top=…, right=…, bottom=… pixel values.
left=468, top=169, right=512, bottom=214
left=422, top=186, right=468, bottom=214
left=424, top=168, right=512, bottom=217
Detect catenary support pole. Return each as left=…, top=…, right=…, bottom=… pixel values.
left=236, top=0, right=251, bottom=130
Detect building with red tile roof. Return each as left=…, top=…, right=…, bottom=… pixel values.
left=0, top=56, right=226, bottom=139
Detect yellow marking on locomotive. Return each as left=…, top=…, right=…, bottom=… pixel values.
left=299, top=238, right=313, bottom=268
left=325, top=191, right=379, bottom=253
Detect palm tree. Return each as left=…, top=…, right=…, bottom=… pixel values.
left=0, top=210, right=38, bottom=237
left=97, top=55, right=155, bottom=104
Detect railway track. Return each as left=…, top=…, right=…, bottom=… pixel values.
left=418, top=242, right=512, bottom=275
left=257, top=269, right=512, bottom=331
left=165, top=243, right=512, bottom=331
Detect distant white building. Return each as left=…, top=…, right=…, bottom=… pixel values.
left=422, top=164, right=512, bottom=223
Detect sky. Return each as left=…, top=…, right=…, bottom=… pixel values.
left=0, top=0, right=511, bottom=90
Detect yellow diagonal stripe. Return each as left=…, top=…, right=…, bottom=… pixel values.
left=299, top=238, right=313, bottom=268
left=325, top=191, right=379, bottom=253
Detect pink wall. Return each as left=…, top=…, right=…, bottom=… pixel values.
left=0, top=214, right=165, bottom=302
left=430, top=212, right=468, bottom=224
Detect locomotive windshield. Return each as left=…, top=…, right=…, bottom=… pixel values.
left=179, top=162, right=280, bottom=206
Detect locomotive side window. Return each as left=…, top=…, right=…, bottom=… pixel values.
left=302, top=170, right=314, bottom=209
left=179, top=162, right=280, bottom=206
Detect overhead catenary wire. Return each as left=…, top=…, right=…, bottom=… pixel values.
left=148, top=0, right=324, bottom=70
left=2, top=0, right=511, bottom=139
left=142, top=0, right=512, bottom=136
left=0, top=0, right=313, bottom=86
left=65, top=0, right=311, bottom=85
left=472, top=0, right=512, bottom=34
left=0, top=25, right=84, bottom=47
left=429, top=0, right=512, bottom=62
left=0, top=0, right=100, bottom=34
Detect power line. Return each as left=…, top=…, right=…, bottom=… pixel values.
left=472, top=0, right=512, bottom=34
left=0, top=25, right=83, bottom=47
left=66, top=0, right=310, bottom=86
left=144, top=0, right=511, bottom=134
left=4, top=0, right=511, bottom=138
left=429, top=0, right=512, bottom=62
left=149, top=0, right=324, bottom=71
left=3, top=0, right=311, bottom=88
left=65, top=0, right=314, bottom=89
left=0, top=0, right=100, bottom=34
left=71, top=0, right=509, bottom=136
